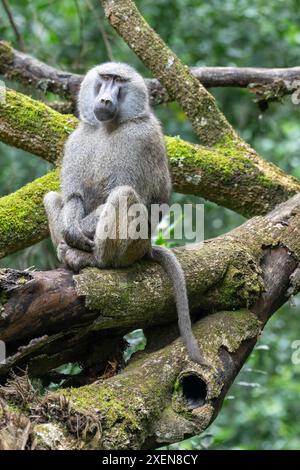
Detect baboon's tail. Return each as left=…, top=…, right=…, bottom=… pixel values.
left=151, top=245, right=204, bottom=364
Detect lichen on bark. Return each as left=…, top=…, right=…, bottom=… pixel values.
left=0, top=308, right=261, bottom=449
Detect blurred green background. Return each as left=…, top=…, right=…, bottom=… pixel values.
left=0, top=0, right=300, bottom=450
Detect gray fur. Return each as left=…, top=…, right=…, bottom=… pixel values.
left=44, top=62, right=203, bottom=364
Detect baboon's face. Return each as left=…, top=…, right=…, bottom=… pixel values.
left=79, top=63, right=149, bottom=125
left=93, top=72, right=129, bottom=122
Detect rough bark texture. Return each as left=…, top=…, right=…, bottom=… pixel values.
left=0, top=196, right=299, bottom=449
left=2, top=41, right=299, bottom=106
left=1, top=89, right=300, bottom=259
left=1, top=195, right=300, bottom=382
left=99, top=0, right=300, bottom=209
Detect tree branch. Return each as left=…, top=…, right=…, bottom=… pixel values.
left=0, top=89, right=77, bottom=163
left=0, top=171, right=59, bottom=259
left=85, top=0, right=114, bottom=61
left=1, top=195, right=300, bottom=379
left=1, top=196, right=300, bottom=448
left=1, top=41, right=299, bottom=106
left=100, top=0, right=238, bottom=145
left=1, top=88, right=300, bottom=262
left=1, top=1, right=300, bottom=451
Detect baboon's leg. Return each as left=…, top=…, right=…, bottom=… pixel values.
left=94, top=185, right=150, bottom=268
left=60, top=208, right=103, bottom=272
left=58, top=186, right=150, bottom=271
left=80, top=207, right=102, bottom=239
left=44, top=192, right=64, bottom=251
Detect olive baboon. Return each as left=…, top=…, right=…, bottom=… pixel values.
left=44, top=62, right=203, bottom=364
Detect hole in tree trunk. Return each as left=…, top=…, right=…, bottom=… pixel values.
left=181, top=374, right=207, bottom=409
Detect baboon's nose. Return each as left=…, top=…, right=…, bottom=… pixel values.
left=100, top=98, right=112, bottom=105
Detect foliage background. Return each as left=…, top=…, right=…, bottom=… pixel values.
left=0, top=0, right=300, bottom=450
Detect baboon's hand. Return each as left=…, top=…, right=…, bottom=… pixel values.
left=81, top=225, right=96, bottom=240
left=64, top=247, right=96, bottom=272
left=62, top=225, right=95, bottom=252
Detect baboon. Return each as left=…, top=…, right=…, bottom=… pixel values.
left=44, top=62, right=203, bottom=363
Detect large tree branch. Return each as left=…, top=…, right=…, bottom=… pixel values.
left=0, top=41, right=82, bottom=100
left=1, top=89, right=300, bottom=259
left=1, top=195, right=300, bottom=378
left=99, top=0, right=300, bottom=170
left=1, top=1, right=300, bottom=451
left=0, top=171, right=59, bottom=259
left=1, top=195, right=300, bottom=449
left=1, top=40, right=299, bottom=106
left=102, top=0, right=237, bottom=146
left=0, top=89, right=77, bottom=162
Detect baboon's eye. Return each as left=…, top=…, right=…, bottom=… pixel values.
left=99, top=74, right=111, bottom=81
left=115, top=76, right=128, bottom=83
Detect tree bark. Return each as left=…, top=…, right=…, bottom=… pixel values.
left=0, top=196, right=299, bottom=449
left=1, top=40, right=299, bottom=106
left=101, top=0, right=237, bottom=146
left=1, top=195, right=300, bottom=380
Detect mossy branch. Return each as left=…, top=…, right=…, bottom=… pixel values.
left=0, top=89, right=76, bottom=164
left=0, top=310, right=259, bottom=450
left=101, top=0, right=236, bottom=146
left=0, top=40, right=81, bottom=101
left=1, top=89, right=300, bottom=258
left=0, top=217, right=298, bottom=449
left=0, top=170, right=59, bottom=259
left=1, top=195, right=300, bottom=382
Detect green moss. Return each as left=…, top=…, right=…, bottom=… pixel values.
left=0, top=169, right=60, bottom=258
left=165, top=135, right=256, bottom=183
left=258, top=174, right=276, bottom=189
left=16, top=276, right=28, bottom=285
left=0, top=270, right=9, bottom=305
left=60, top=381, right=149, bottom=449
left=4, top=90, right=76, bottom=135
left=0, top=291, right=8, bottom=307
left=0, top=89, right=77, bottom=164
left=165, top=133, right=300, bottom=218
